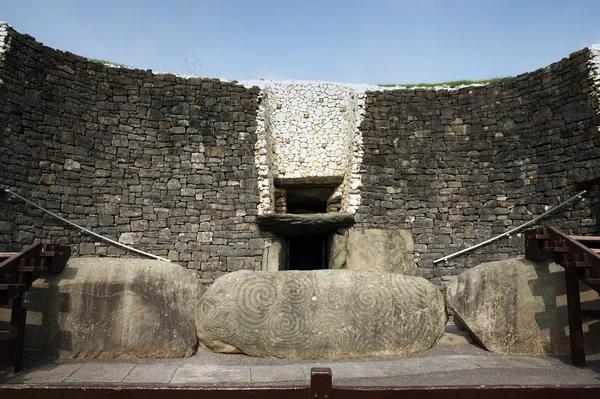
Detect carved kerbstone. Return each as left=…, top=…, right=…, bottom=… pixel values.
left=196, top=270, right=446, bottom=359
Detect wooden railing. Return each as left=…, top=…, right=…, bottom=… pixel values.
left=0, top=242, right=70, bottom=373
left=525, top=227, right=600, bottom=367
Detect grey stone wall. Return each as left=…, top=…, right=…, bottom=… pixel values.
left=0, top=24, right=263, bottom=283
left=357, top=47, right=600, bottom=285
left=2, top=23, right=600, bottom=287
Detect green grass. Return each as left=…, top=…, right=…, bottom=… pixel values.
left=89, top=58, right=130, bottom=68
left=378, top=77, right=508, bottom=88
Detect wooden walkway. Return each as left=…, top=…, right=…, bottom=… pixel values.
left=525, top=227, right=600, bottom=367
left=0, top=242, right=70, bottom=373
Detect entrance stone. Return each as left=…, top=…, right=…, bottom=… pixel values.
left=196, top=269, right=446, bottom=359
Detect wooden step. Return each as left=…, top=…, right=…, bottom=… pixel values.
left=0, top=252, right=18, bottom=259
left=582, top=278, right=600, bottom=285
left=0, top=284, right=27, bottom=290
left=542, top=246, right=569, bottom=253
left=17, top=265, right=46, bottom=273
left=563, top=261, right=591, bottom=268
left=582, top=310, right=600, bottom=319
left=0, top=326, right=18, bottom=341
left=570, top=235, right=600, bottom=242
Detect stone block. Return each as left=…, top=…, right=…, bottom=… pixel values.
left=446, top=258, right=600, bottom=355
left=13, top=258, right=204, bottom=358
left=197, top=270, right=446, bottom=359
left=345, top=228, right=416, bottom=275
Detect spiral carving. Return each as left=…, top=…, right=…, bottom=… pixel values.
left=196, top=270, right=446, bottom=360
left=266, top=304, right=307, bottom=350
left=349, top=277, right=393, bottom=322
left=308, top=316, right=353, bottom=355
left=235, top=274, right=278, bottom=327
left=279, top=272, right=314, bottom=304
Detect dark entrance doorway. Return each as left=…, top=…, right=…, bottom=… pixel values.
left=288, top=235, right=327, bottom=270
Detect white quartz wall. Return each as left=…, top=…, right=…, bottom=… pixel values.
left=0, top=23, right=10, bottom=62
left=255, top=91, right=276, bottom=215
left=254, top=81, right=366, bottom=215
left=590, top=45, right=600, bottom=112
left=342, top=92, right=366, bottom=213
left=267, top=83, right=355, bottom=178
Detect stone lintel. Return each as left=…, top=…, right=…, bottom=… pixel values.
left=256, top=212, right=354, bottom=236
left=274, top=176, right=344, bottom=188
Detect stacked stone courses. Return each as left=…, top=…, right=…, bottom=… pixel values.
left=0, top=24, right=263, bottom=283
left=357, top=46, right=600, bottom=285
left=254, top=82, right=366, bottom=215
left=1, top=22, right=600, bottom=286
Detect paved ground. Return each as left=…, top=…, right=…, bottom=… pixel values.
left=2, top=325, right=600, bottom=387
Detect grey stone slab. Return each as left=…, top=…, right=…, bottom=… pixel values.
left=123, top=364, right=178, bottom=384
left=300, top=361, right=388, bottom=380
left=375, top=356, right=480, bottom=376
left=502, top=356, right=555, bottom=369
left=7, top=363, right=83, bottom=384
left=251, top=365, right=307, bottom=382
left=437, top=331, right=474, bottom=346
left=65, top=362, right=136, bottom=383
left=460, top=355, right=511, bottom=369
left=170, top=365, right=251, bottom=384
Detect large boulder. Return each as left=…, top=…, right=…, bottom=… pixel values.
left=196, top=269, right=446, bottom=359
left=446, top=258, right=600, bottom=355
left=339, top=228, right=416, bottom=274
left=2, top=257, right=204, bottom=358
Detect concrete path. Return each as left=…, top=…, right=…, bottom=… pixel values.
left=2, top=325, right=600, bottom=386
left=4, top=350, right=600, bottom=386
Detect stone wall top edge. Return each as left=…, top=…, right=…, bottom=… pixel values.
left=365, top=47, right=596, bottom=97
left=3, top=23, right=259, bottom=93
left=1, top=22, right=595, bottom=96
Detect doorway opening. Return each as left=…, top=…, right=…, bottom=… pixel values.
left=273, top=176, right=344, bottom=214
left=285, top=187, right=334, bottom=214
left=287, top=234, right=328, bottom=270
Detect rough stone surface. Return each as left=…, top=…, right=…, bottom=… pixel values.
left=357, top=47, right=600, bottom=285
left=196, top=270, right=446, bottom=359
left=261, top=237, right=287, bottom=271
left=338, top=228, right=416, bottom=275
left=10, top=257, right=204, bottom=359
left=446, top=258, right=600, bottom=355
left=1, top=22, right=600, bottom=287
left=256, top=212, right=355, bottom=236
left=328, top=231, right=348, bottom=269
left=254, top=82, right=366, bottom=215
left=0, top=24, right=263, bottom=284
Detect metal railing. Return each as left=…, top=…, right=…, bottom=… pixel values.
left=434, top=190, right=587, bottom=264
left=4, top=188, right=170, bottom=262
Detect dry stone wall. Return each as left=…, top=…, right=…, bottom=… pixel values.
left=0, top=24, right=263, bottom=283
left=1, top=23, right=600, bottom=286
left=357, top=47, right=600, bottom=285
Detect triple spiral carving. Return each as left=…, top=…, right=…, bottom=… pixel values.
left=198, top=270, right=445, bottom=359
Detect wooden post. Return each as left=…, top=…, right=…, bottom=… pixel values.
left=524, top=229, right=544, bottom=260
left=565, top=267, right=586, bottom=367
left=5, top=293, right=27, bottom=373
left=310, top=368, right=332, bottom=399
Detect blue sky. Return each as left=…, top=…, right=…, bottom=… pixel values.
left=1, top=0, right=599, bottom=84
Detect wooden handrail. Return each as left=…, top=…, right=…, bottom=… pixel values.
left=577, top=177, right=600, bottom=189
